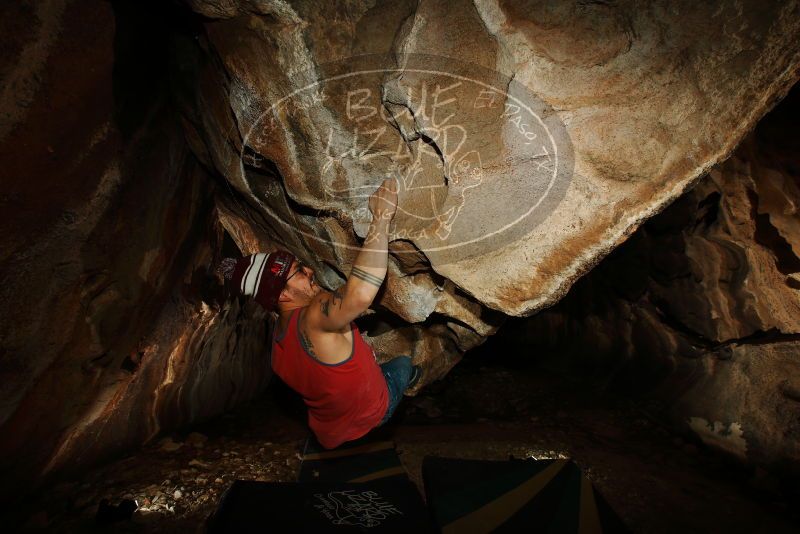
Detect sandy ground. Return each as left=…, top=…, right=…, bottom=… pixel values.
left=14, top=359, right=799, bottom=533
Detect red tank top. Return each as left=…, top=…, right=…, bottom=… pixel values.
left=271, top=307, right=389, bottom=449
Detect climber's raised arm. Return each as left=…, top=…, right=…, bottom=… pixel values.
left=305, top=177, right=398, bottom=332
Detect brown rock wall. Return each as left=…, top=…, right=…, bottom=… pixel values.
left=0, top=1, right=272, bottom=497
left=498, top=94, right=800, bottom=469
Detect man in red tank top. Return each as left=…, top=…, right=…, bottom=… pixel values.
left=218, top=177, right=421, bottom=449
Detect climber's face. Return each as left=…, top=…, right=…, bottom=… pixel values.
left=279, top=259, right=320, bottom=307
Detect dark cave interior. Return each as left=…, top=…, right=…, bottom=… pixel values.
left=2, top=1, right=800, bottom=532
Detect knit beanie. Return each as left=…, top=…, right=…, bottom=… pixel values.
left=217, top=251, right=296, bottom=312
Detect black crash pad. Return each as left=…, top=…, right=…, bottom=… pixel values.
left=298, top=437, right=406, bottom=483
left=208, top=479, right=436, bottom=533
left=422, top=457, right=628, bottom=533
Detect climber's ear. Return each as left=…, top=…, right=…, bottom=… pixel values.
left=278, top=287, right=292, bottom=303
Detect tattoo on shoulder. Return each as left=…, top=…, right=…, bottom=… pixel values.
left=351, top=266, right=384, bottom=288
left=299, top=329, right=316, bottom=357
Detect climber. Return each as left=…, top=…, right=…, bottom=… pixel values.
left=216, top=177, right=421, bottom=449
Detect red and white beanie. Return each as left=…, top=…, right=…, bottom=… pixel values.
left=217, top=251, right=296, bottom=312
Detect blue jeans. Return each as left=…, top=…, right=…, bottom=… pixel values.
left=377, top=356, right=413, bottom=426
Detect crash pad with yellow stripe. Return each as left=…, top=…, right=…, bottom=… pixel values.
left=422, top=457, right=628, bottom=533
left=298, top=437, right=407, bottom=483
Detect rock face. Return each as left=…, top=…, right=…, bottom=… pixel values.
left=499, top=90, right=800, bottom=471
left=178, top=0, right=800, bottom=471
left=180, top=0, right=800, bottom=382
left=0, top=1, right=271, bottom=497
left=2, top=0, right=800, bottom=499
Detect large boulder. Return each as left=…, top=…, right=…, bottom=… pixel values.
left=181, top=0, right=800, bottom=381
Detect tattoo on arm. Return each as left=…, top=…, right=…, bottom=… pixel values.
left=320, top=288, right=344, bottom=317
left=332, top=288, right=343, bottom=306
left=351, top=266, right=384, bottom=288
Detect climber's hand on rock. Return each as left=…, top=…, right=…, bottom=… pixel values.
left=368, top=177, right=398, bottom=223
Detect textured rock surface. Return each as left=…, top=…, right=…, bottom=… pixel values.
left=2, top=0, right=800, bottom=500
left=498, top=92, right=800, bottom=470
left=0, top=1, right=271, bottom=497
left=180, top=0, right=800, bottom=383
